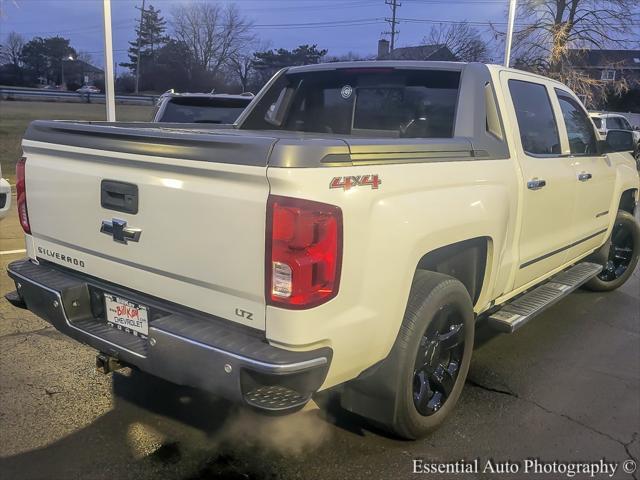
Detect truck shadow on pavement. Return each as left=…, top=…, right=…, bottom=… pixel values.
left=1, top=280, right=637, bottom=479
left=0, top=366, right=359, bottom=479
left=0, top=332, right=505, bottom=480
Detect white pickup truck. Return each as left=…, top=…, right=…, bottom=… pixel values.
left=6, top=61, right=640, bottom=439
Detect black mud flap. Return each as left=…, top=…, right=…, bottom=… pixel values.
left=339, top=354, right=403, bottom=430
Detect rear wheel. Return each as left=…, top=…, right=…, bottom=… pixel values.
left=583, top=210, right=640, bottom=291
left=387, top=271, right=474, bottom=439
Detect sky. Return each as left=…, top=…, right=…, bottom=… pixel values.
left=0, top=0, right=510, bottom=70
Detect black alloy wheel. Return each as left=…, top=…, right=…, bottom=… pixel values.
left=412, top=305, right=465, bottom=416
left=583, top=209, right=640, bottom=292
left=599, top=220, right=635, bottom=282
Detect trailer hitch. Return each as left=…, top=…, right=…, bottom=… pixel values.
left=96, top=353, right=125, bottom=374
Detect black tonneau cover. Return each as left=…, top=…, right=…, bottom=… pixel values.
left=24, top=120, right=275, bottom=166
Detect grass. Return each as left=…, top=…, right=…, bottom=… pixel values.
left=0, top=100, right=155, bottom=183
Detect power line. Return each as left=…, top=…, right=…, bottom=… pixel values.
left=6, top=20, right=136, bottom=36
left=239, top=0, right=373, bottom=12
left=398, top=17, right=640, bottom=27
left=251, top=18, right=383, bottom=29
left=384, top=0, right=401, bottom=51
left=402, top=0, right=505, bottom=3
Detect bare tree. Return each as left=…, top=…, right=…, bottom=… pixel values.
left=0, top=31, right=25, bottom=66
left=510, top=0, right=638, bottom=64
left=502, top=0, right=638, bottom=106
left=425, top=22, right=489, bottom=62
left=76, top=50, right=94, bottom=65
left=228, top=51, right=254, bottom=92
left=171, top=3, right=253, bottom=77
left=228, top=40, right=271, bottom=92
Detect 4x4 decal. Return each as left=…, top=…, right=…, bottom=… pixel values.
left=330, top=175, right=382, bottom=191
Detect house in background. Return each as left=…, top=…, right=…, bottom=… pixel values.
left=564, top=49, right=640, bottom=85
left=376, top=39, right=457, bottom=61
left=62, top=60, right=104, bottom=88
left=562, top=49, right=640, bottom=111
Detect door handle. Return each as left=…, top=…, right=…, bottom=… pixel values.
left=578, top=172, right=592, bottom=182
left=527, top=178, right=547, bottom=190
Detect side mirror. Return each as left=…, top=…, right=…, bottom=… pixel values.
left=605, top=129, right=635, bottom=152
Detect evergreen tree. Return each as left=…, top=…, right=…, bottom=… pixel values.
left=120, top=4, right=169, bottom=84
left=21, top=36, right=77, bottom=85
left=252, top=44, right=327, bottom=86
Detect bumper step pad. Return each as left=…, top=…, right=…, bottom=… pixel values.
left=488, top=262, right=602, bottom=333
left=244, top=385, right=309, bottom=412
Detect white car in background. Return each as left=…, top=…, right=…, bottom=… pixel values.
left=0, top=164, right=11, bottom=219
left=589, top=112, right=640, bottom=160
left=76, top=85, right=101, bottom=94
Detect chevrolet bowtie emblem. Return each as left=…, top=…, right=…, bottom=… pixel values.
left=100, top=219, right=142, bottom=244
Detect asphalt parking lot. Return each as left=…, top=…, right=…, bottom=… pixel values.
left=1, top=197, right=638, bottom=480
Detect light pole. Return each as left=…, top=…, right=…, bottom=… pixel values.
left=60, top=54, right=74, bottom=89
left=103, top=0, right=116, bottom=121
left=504, top=0, right=517, bottom=67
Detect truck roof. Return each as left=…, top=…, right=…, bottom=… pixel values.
left=159, top=92, right=254, bottom=100
left=588, top=112, right=627, bottom=119
left=284, top=60, right=569, bottom=89
left=286, top=60, right=467, bottom=73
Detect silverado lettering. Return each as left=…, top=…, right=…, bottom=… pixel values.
left=37, top=246, right=85, bottom=268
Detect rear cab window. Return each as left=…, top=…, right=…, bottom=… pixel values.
left=241, top=68, right=461, bottom=138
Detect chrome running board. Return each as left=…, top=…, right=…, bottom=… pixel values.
left=488, top=262, right=603, bottom=333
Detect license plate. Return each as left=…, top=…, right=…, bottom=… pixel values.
left=104, top=294, right=149, bottom=338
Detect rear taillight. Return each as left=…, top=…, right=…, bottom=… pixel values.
left=16, top=156, right=30, bottom=234
left=266, top=195, right=342, bottom=309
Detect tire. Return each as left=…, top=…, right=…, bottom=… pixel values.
left=583, top=210, right=640, bottom=292
left=385, top=271, right=475, bottom=439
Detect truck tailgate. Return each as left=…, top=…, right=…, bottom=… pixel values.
left=22, top=121, right=276, bottom=329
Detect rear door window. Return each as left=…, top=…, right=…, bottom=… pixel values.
left=509, top=79, right=561, bottom=155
